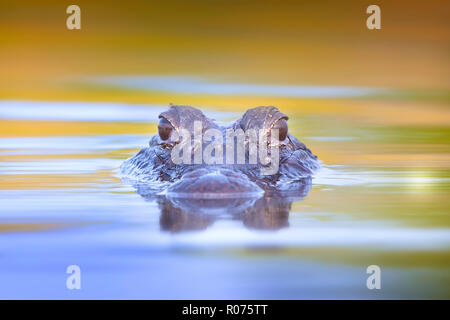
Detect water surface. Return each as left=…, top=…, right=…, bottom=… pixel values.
left=0, top=98, right=449, bottom=299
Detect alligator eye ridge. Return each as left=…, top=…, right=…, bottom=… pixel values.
left=272, top=118, right=288, bottom=142
left=158, top=117, right=174, bottom=141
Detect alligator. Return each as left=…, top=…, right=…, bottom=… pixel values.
left=121, top=104, right=320, bottom=199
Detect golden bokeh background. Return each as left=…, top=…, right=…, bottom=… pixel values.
left=1, top=0, right=449, bottom=98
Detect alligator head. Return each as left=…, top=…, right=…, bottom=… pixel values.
left=121, top=105, right=320, bottom=199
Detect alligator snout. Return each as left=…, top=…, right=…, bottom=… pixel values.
left=166, top=168, right=263, bottom=199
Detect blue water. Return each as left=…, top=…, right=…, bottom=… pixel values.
left=0, top=100, right=449, bottom=299
left=88, top=75, right=380, bottom=98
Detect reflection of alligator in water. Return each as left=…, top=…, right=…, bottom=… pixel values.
left=133, top=181, right=311, bottom=233
left=121, top=104, right=319, bottom=232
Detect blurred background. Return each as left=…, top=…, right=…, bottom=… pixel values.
left=0, top=0, right=449, bottom=299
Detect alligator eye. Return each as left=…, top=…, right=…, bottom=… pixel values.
left=158, top=118, right=174, bottom=141
left=272, top=118, right=288, bottom=141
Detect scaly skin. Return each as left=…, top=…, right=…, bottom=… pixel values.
left=121, top=105, right=320, bottom=198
